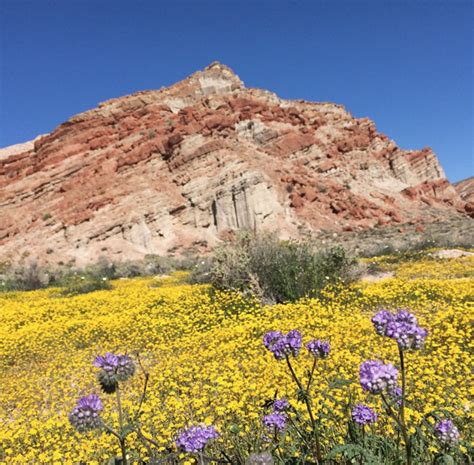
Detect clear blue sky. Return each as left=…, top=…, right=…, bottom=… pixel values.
left=1, top=0, right=472, bottom=181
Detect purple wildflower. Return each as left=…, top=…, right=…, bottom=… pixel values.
left=273, top=398, right=290, bottom=412
left=360, top=360, right=398, bottom=395
left=389, top=386, right=403, bottom=407
left=263, top=331, right=283, bottom=350
left=394, top=310, right=417, bottom=325
left=94, top=352, right=135, bottom=392
left=94, top=352, right=119, bottom=370
left=434, top=419, right=460, bottom=444
left=371, top=310, right=394, bottom=336
left=175, top=425, right=219, bottom=453
left=69, top=394, right=103, bottom=432
left=307, top=339, right=330, bottom=359
left=386, top=321, right=428, bottom=350
left=352, top=404, right=378, bottom=426
left=286, top=330, right=302, bottom=354
left=263, top=330, right=302, bottom=360
left=263, top=413, right=287, bottom=431
left=372, top=309, right=427, bottom=350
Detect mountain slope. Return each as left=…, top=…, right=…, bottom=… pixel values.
left=454, top=177, right=474, bottom=214
left=0, top=62, right=469, bottom=265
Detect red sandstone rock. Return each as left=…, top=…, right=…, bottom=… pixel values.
left=454, top=177, right=474, bottom=202
left=454, top=177, right=474, bottom=218
left=302, top=187, right=318, bottom=202
left=0, top=62, right=470, bottom=265
left=289, top=192, right=304, bottom=209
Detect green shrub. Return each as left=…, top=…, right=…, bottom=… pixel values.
left=84, top=256, right=117, bottom=279
left=59, top=275, right=112, bottom=296
left=0, top=261, right=51, bottom=291
left=190, top=232, right=358, bottom=303
left=0, top=254, right=182, bottom=293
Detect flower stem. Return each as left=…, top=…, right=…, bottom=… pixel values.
left=306, top=357, right=318, bottom=392
left=198, top=451, right=205, bottom=465
left=380, top=394, right=403, bottom=430
left=399, top=346, right=412, bottom=465
left=133, top=366, right=150, bottom=422
left=115, top=385, right=128, bottom=465
left=285, top=356, right=322, bottom=464
left=287, top=414, right=309, bottom=443
left=101, top=421, right=121, bottom=441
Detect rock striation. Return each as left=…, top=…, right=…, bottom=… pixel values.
left=454, top=177, right=474, bottom=216
left=0, top=62, right=470, bottom=265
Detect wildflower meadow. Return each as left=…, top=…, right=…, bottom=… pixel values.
left=0, top=254, right=472, bottom=463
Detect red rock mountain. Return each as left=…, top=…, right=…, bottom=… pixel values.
left=0, top=63, right=470, bottom=265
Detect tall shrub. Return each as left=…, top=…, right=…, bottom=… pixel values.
left=191, top=232, right=357, bottom=303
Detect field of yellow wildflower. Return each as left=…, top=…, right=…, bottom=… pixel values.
left=0, top=254, right=473, bottom=463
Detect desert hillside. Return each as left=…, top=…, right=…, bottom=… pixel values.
left=0, top=62, right=470, bottom=265
left=454, top=176, right=474, bottom=206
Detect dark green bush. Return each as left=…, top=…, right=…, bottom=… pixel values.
left=190, top=232, right=358, bottom=303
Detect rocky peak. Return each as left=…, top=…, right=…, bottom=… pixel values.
left=83, top=62, right=244, bottom=119
left=0, top=63, right=470, bottom=266
left=201, top=61, right=244, bottom=86
left=171, top=60, right=244, bottom=99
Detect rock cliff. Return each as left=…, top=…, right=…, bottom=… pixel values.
left=0, top=62, right=469, bottom=265
left=454, top=177, right=474, bottom=216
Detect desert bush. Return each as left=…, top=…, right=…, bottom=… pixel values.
left=83, top=255, right=180, bottom=280
left=84, top=256, right=117, bottom=279
left=0, top=254, right=184, bottom=293
left=358, top=231, right=473, bottom=260
left=190, top=232, right=358, bottom=303
left=0, top=261, right=52, bottom=291
left=59, top=274, right=112, bottom=296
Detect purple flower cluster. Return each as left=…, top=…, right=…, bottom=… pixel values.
left=434, top=419, right=460, bottom=444
left=360, top=360, right=398, bottom=395
left=272, top=397, right=290, bottom=412
left=175, top=425, right=219, bottom=453
left=94, top=352, right=135, bottom=392
left=263, top=397, right=290, bottom=432
left=263, top=330, right=302, bottom=360
left=69, top=394, right=103, bottom=432
left=371, top=310, right=393, bottom=336
left=263, top=412, right=287, bottom=431
left=352, top=404, right=378, bottom=426
left=386, top=322, right=428, bottom=351
left=372, top=309, right=427, bottom=350
left=306, top=339, right=330, bottom=359
left=394, top=310, right=418, bottom=325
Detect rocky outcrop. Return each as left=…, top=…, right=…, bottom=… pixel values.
left=454, top=177, right=474, bottom=217
left=0, top=135, right=46, bottom=160
left=0, top=62, right=470, bottom=265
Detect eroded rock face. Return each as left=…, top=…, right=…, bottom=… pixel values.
left=0, top=62, right=470, bottom=265
left=454, top=177, right=474, bottom=217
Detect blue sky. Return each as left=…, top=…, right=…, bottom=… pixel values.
left=1, top=0, right=472, bottom=181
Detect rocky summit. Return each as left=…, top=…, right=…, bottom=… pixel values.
left=0, top=62, right=471, bottom=265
